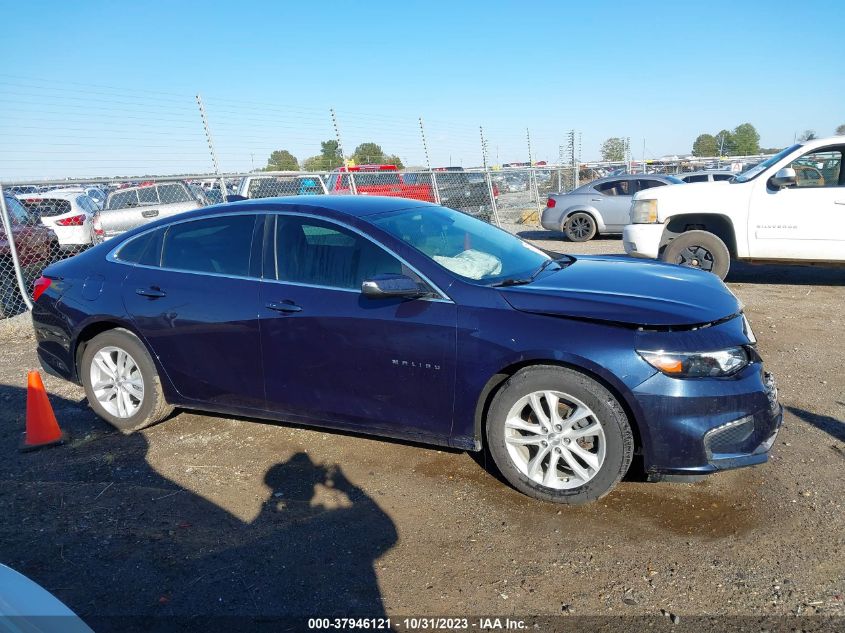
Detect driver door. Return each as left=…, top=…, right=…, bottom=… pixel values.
left=748, top=145, right=845, bottom=261
left=259, top=213, right=457, bottom=440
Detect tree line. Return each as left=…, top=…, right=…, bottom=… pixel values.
left=263, top=141, right=404, bottom=172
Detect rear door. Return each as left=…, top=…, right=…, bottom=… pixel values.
left=121, top=213, right=266, bottom=410
left=258, top=213, right=457, bottom=439
left=593, top=179, right=634, bottom=229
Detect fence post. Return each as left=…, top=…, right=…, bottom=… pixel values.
left=347, top=171, right=358, bottom=196
left=530, top=168, right=542, bottom=217
left=0, top=184, right=34, bottom=311
left=485, top=170, right=501, bottom=227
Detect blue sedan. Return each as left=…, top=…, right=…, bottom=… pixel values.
left=31, top=196, right=782, bottom=504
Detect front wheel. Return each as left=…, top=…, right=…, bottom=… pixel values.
left=486, top=366, right=634, bottom=504
left=564, top=212, right=597, bottom=242
left=661, top=230, right=730, bottom=280
left=80, top=328, right=173, bottom=433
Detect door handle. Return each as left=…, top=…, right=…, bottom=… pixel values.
left=135, top=287, right=166, bottom=298
left=266, top=300, right=302, bottom=313
left=141, top=209, right=159, bottom=218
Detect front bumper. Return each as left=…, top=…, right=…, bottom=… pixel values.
left=634, top=364, right=783, bottom=477
left=622, top=223, right=663, bottom=259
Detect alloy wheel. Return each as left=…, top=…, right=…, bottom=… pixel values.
left=89, top=346, right=145, bottom=419
left=567, top=216, right=593, bottom=240
left=504, top=390, right=606, bottom=489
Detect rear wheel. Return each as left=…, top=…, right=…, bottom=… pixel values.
left=486, top=366, right=633, bottom=504
left=661, top=230, right=730, bottom=280
left=564, top=212, right=597, bottom=242
left=80, top=328, right=173, bottom=433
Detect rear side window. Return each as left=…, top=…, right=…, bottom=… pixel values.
left=595, top=180, right=631, bottom=196
left=161, top=215, right=256, bottom=276
left=637, top=179, right=668, bottom=191
left=22, top=198, right=72, bottom=218
left=157, top=183, right=191, bottom=204
left=138, top=187, right=159, bottom=205
left=684, top=174, right=708, bottom=183
left=712, top=173, right=733, bottom=181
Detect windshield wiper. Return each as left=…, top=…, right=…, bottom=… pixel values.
left=490, top=256, right=573, bottom=287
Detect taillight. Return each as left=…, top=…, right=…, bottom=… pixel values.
left=546, top=197, right=556, bottom=208
left=493, top=184, right=499, bottom=198
left=56, top=214, right=86, bottom=226
left=33, top=276, right=51, bottom=301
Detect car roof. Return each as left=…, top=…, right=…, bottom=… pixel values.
left=174, top=195, right=437, bottom=223
left=681, top=170, right=733, bottom=177
left=20, top=189, right=83, bottom=200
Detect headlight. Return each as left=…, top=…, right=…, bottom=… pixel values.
left=631, top=199, right=658, bottom=223
left=637, top=347, right=749, bottom=377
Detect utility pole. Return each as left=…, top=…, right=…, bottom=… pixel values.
left=196, top=93, right=227, bottom=201
left=480, top=126, right=488, bottom=170
left=419, top=117, right=441, bottom=204
left=330, top=108, right=354, bottom=193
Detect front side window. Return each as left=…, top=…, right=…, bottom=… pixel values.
left=372, top=206, right=549, bottom=284
left=788, top=148, right=843, bottom=188
left=637, top=179, right=667, bottom=191
left=157, top=183, right=192, bottom=203
left=138, top=187, right=159, bottom=205
left=273, top=216, right=404, bottom=290
left=161, top=215, right=256, bottom=276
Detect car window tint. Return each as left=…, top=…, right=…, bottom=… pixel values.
left=274, top=216, right=403, bottom=290
left=76, top=196, right=96, bottom=214
left=107, top=190, right=139, bottom=209
left=22, top=198, right=72, bottom=218
left=115, top=231, right=154, bottom=263
left=684, top=174, right=708, bottom=183
left=354, top=172, right=401, bottom=186
left=3, top=195, right=30, bottom=224
left=595, top=180, right=630, bottom=196
left=789, top=148, right=843, bottom=188
left=157, top=183, right=191, bottom=204
left=138, top=187, right=159, bottom=205
left=638, top=179, right=667, bottom=191
left=161, top=215, right=256, bottom=276
left=712, top=173, right=733, bottom=181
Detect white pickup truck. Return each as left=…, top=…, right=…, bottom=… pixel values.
left=622, top=136, right=844, bottom=279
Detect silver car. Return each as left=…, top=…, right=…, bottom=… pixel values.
left=541, top=174, right=684, bottom=241
left=94, top=181, right=205, bottom=241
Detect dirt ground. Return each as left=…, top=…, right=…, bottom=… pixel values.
left=0, top=231, right=843, bottom=632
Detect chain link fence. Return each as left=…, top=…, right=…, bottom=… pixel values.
left=0, top=166, right=583, bottom=319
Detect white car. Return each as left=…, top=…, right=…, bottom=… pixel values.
left=17, top=189, right=98, bottom=251
left=623, top=136, right=844, bottom=279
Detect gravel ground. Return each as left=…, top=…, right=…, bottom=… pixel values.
left=0, top=231, right=843, bottom=631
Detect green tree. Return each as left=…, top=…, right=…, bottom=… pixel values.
left=692, top=133, right=719, bottom=157
left=731, top=123, right=760, bottom=155
left=383, top=154, right=404, bottom=169
left=264, top=149, right=299, bottom=171
left=715, top=129, right=734, bottom=156
left=600, top=137, right=626, bottom=162
left=302, top=155, right=327, bottom=171
left=351, top=142, right=386, bottom=165
left=798, top=130, right=817, bottom=141
left=837, top=124, right=845, bottom=136
left=318, top=140, right=344, bottom=170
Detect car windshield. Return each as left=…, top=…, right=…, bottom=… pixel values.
left=732, top=144, right=802, bottom=183
left=371, top=206, right=550, bottom=284
left=3, top=195, right=31, bottom=224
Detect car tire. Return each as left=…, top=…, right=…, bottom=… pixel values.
left=486, top=366, right=633, bottom=504
left=564, top=212, right=597, bottom=242
left=80, top=328, right=173, bottom=434
left=661, top=230, right=730, bottom=280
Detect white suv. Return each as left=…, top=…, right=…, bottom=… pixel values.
left=623, top=137, right=844, bottom=279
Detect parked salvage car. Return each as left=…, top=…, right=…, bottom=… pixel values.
left=542, top=174, right=684, bottom=241
left=237, top=175, right=326, bottom=199
left=94, top=181, right=205, bottom=241
left=32, top=196, right=781, bottom=505
left=1, top=194, right=57, bottom=317
left=18, top=189, right=98, bottom=252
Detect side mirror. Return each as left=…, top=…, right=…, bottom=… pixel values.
left=769, top=167, right=797, bottom=189
left=361, top=274, right=426, bottom=299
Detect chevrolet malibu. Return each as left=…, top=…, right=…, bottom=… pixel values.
left=31, top=196, right=782, bottom=504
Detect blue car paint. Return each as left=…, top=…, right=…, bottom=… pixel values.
left=32, top=196, right=781, bottom=477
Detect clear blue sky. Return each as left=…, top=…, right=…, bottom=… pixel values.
left=1, top=0, right=843, bottom=178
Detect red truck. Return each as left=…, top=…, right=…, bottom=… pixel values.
left=325, top=165, right=435, bottom=202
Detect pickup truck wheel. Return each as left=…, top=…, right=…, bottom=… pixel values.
left=486, top=366, right=633, bottom=504
left=564, top=212, right=597, bottom=242
left=661, top=230, right=730, bottom=280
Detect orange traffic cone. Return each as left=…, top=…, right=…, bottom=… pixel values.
left=20, top=370, right=66, bottom=452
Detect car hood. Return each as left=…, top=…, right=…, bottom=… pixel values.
left=498, top=256, right=740, bottom=327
